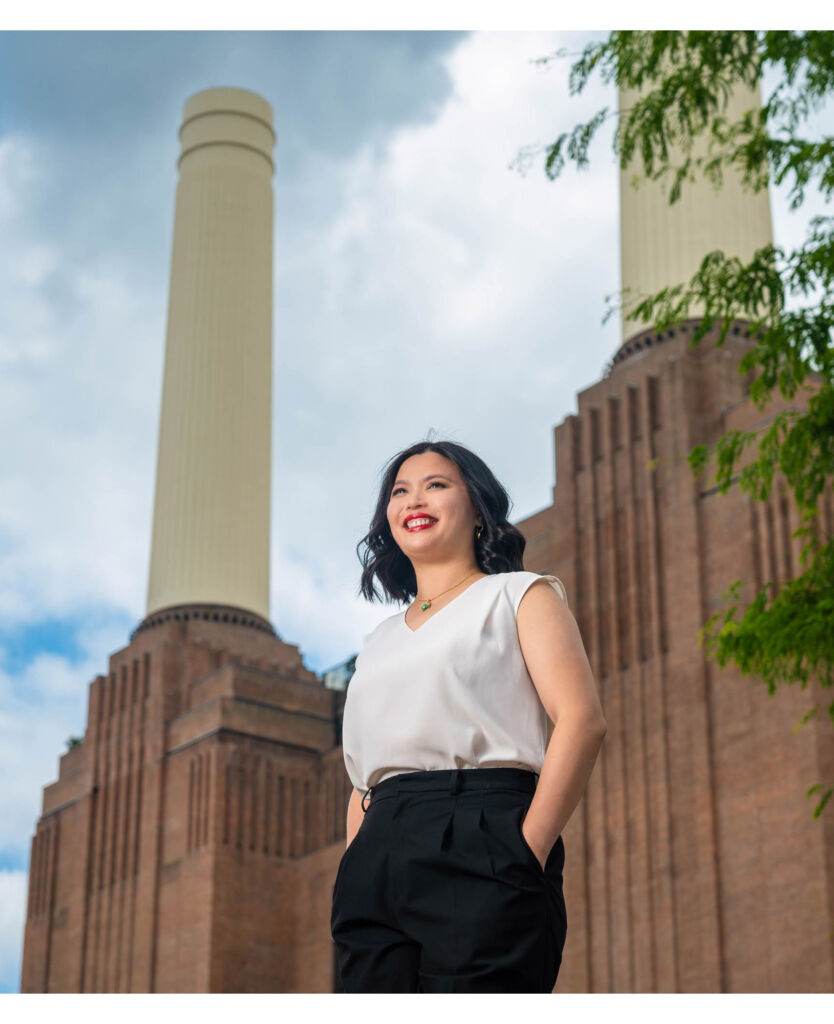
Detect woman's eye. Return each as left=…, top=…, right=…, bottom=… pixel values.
left=392, top=482, right=444, bottom=496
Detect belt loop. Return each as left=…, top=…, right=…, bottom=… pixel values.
left=361, top=785, right=375, bottom=812
left=449, top=768, right=462, bottom=795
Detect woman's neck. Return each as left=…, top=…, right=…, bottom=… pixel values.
left=411, top=564, right=485, bottom=603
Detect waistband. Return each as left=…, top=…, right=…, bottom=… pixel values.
left=361, top=767, right=539, bottom=811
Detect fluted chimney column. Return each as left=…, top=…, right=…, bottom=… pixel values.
left=146, top=87, right=275, bottom=622
left=619, top=74, right=774, bottom=343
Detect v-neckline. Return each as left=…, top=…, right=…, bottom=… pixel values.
left=401, top=573, right=496, bottom=634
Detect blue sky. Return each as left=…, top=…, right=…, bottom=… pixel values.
left=0, top=23, right=831, bottom=994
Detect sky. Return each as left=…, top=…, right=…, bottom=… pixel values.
left=1, top=20, right=832, bottom=995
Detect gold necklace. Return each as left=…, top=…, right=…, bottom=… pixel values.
left=417, top=570, right=481, bottom=611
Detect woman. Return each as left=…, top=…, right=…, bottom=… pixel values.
left=330, top=438, right=606, bottom=993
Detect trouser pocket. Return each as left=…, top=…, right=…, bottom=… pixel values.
left=478, top=790, right=547, bottom=883
left=515, top=805, right=546, bottom=874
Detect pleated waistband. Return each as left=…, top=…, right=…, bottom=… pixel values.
left=362, top=766, right=538, bottom=811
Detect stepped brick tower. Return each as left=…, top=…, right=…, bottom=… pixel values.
left=20, top=88, right=351, bottom=993
left=514, top=77, right=834, bottom=991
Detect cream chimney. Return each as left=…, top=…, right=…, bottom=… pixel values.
left=618, top=74, right=773, bottom=343
left=146, top=87, right=275, bottom=621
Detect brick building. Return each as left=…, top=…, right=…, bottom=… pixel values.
left=20, top=78, right=834, bottom=992
left=518, top=317, right=834, bottom=992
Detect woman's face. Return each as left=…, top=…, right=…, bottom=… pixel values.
left=386, top=451, right=481, bottom=564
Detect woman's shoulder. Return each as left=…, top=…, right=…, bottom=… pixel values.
left=499, top=570, right=569, bottom=613
left=358, top=606, right=405, bottom=647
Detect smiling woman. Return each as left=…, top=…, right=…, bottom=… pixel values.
left=331, top=437, right=606, bottom=993
left=356, top=438, right=527, bottom=606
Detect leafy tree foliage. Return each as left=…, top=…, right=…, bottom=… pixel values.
left=519, top=31, right=834, bottom=817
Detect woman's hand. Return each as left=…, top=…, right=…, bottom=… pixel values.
left=521, top=817, right=547, bottom=872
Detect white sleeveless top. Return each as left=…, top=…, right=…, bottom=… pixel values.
left=341, top=571, right=568, bottom=795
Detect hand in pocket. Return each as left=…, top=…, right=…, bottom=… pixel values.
left=520, top=813, right=546, bottom=872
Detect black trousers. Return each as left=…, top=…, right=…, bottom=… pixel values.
left=330, top=767, right=567, bottom=993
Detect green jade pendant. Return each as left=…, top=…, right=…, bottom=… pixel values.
left=421, top=600, right=432, bottom=611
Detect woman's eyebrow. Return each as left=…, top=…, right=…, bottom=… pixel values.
left=393, top=474, right=454, bottom=486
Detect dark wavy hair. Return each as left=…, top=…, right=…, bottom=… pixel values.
left=356, top=438, right=527, bottom=604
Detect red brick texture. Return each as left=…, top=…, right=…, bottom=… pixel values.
left=21, top=615, right=351, bottom=992
left=517, top=320, right=834, bottom=992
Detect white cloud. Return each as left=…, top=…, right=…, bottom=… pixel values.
left=0, top=136, right=162, bottom=622
left=0, top=870, right=26, bottom=993
left=317, top=32, right=618, bottom=357
left=0, top=136, right=38, bottom=218
left=0, top=641, right=112, bottom=864
left=269, top=31, right=621, bottom=673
